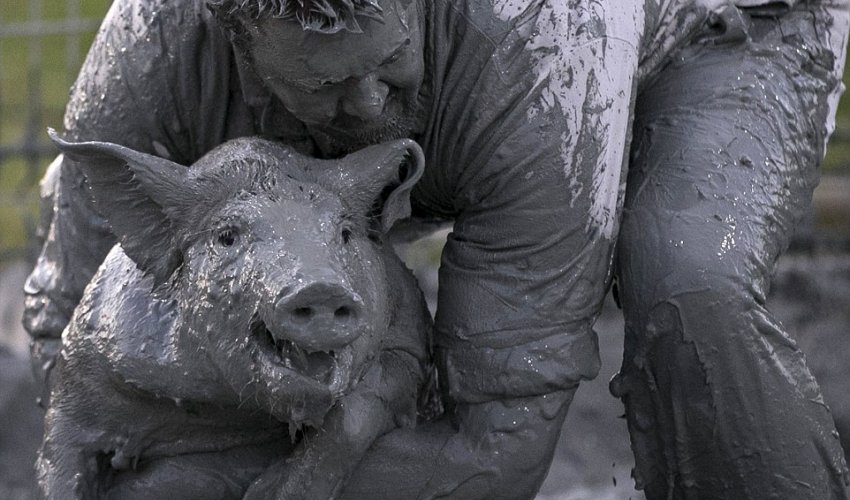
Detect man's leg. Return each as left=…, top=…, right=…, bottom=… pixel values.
left=612, top=3, right=849, bottom=498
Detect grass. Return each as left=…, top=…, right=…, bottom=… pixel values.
left=1, top=0, right=107, bottom=259
left=2, top=1, right=850, bottom=261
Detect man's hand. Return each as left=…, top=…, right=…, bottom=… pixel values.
left=106, top=442, right=290, bottom=500
left=243, top=354, right=414, bottom=500
left=102, top=389, right=575, bottom=499
left=340, top=388, right=577, bottom=500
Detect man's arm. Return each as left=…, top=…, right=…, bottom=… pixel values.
left=104, top=391, right=576, bottom=500
left=339, top=2, right=644, bottom=496
left=24, top=152, right=116, bottom=388
left=341, top=390, right=576, bottom=499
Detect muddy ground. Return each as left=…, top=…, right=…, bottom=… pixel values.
left=1, top=237, right=848, bottom=499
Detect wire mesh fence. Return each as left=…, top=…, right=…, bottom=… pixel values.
left=1, top=1, right=849, bottom=265
left=0, top=0, right=104, bottom=263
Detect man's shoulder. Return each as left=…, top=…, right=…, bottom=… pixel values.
left=92, top=0, right=232, bottom=99
left=106, top=0, right=210, bottom=20
left=66, top=0, right=238, bottom=161
left=432, top=0, right=531, bottom=46
left=101, top=0, right=218, bottom=53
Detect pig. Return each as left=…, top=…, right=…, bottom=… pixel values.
left=38, top=130, right=434, bottom=500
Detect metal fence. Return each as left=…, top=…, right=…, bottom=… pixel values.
left=0, top=0, right=104, bottom=263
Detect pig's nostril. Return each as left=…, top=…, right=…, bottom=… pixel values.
left=334, top=306, right=352, bottom=320
left=292, top=307, right=313, bottom=322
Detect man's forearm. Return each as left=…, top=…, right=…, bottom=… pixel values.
left=340, top=388, right=577, bottom=500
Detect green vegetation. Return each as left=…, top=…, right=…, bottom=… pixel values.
left=1, top=0, right=108, bottom=260
left=2, top=1, right=850, bottom=262
left=826, top=116, right=850, bottom=171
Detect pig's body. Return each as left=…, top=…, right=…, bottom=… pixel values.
left=38, top=136, right=432, bottom=499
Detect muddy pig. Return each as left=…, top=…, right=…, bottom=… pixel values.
left=38, top=131, right=433, bottom=499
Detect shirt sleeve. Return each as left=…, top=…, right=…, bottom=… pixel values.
left=416, top=0, right=642, bottom=403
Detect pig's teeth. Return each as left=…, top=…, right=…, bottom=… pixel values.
left=274, top=338, right=288, bottom=357
left=274, top=339, right=292, bottom=367
left=329, top=348, right=353, bottom=397
left=293, top=344, right=308, bottom=370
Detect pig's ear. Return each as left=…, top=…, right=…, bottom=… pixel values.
left=325, top=139, right=425, bottom=233
left=49, top=129, right=188, bottom=285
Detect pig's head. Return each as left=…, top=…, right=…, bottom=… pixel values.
left=50, top=130, right=424, bottom=427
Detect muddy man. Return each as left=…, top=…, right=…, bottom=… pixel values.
left=24, top=0, right=850, bottom=498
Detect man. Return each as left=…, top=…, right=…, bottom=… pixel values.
left=24, top=0, right=850, bottom=497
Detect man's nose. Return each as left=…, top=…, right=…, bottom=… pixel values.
left=341, top=73, right=389, bottom=121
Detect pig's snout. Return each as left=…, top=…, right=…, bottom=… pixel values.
left=273, top=282, right=365, bottom=351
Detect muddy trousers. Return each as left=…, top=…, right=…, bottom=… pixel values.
left=611, top=6, right=849, bottom=499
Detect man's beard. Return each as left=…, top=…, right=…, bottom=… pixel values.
left=307, top=92, right=424, bottom=158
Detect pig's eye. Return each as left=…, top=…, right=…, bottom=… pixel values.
left=341, top=228, right=353, bottom=244
left=217, top=227, right=239, bottom=247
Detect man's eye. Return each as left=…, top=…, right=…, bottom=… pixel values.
left=384, top=51, right=404, bottom=64
left=383, top=40, right=410, bottom=65
left=295, top=82, right=335, bottom=94
left=286, top=82, right=318, bottom=93
left=269, top=77, right=318, bottom=94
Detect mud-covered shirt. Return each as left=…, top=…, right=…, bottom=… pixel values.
left=47, top=0, right=826, bottom=403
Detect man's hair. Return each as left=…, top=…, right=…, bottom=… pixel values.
left=207, top=0, right=386, bottom=35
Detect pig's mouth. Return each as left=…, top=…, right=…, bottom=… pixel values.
left=251, top=319, right=353, bottom=396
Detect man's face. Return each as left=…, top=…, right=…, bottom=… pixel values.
left=247, top=0, right=425, bottom=155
